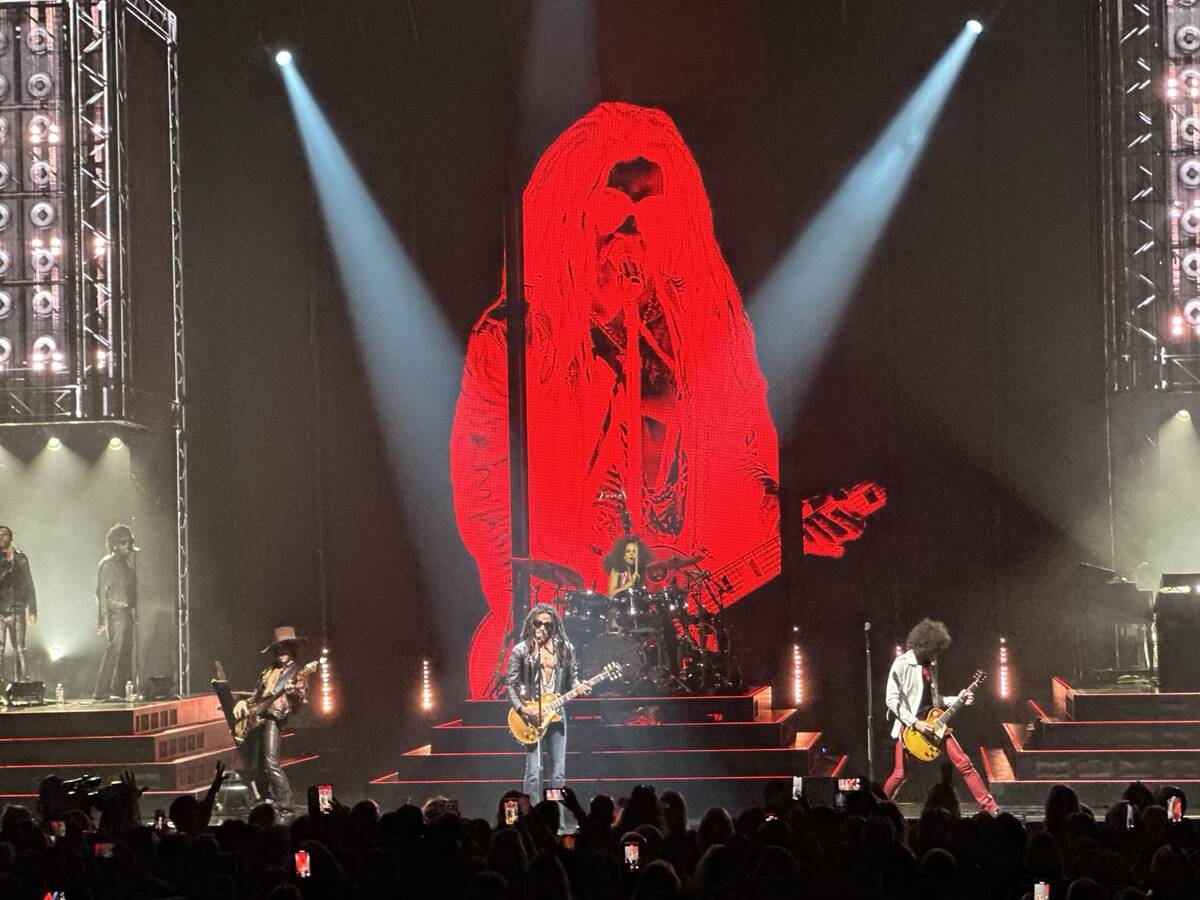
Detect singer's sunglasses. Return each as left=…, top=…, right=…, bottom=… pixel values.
left=533, top=618, right=555, bottom=631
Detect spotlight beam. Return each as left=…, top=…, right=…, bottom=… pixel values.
left=752, top=23, right=981, bottom=425
left=278, top=63, right=462, bottom=591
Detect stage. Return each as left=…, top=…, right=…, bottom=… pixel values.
left=0, top=696, right=319, bottom=800
left=368, top=686, right=844, bottom=819
left=984, top=675, right=1200, bottom=809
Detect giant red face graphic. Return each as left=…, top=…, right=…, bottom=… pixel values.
left=451, top=103, right=780, bottom=697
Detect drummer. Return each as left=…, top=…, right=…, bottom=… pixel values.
left=603, top=534, right=655, bottom=598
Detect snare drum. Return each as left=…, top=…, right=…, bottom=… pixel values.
left=614, top=586, right=655, bottom=630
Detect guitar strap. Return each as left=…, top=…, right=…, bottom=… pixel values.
left=257, top=661, right=301, bottom=707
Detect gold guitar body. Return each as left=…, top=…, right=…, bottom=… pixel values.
left=901, top=709, right=952, bottom=762
left=507, top=692, right=563, bottom=745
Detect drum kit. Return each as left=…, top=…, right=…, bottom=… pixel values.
left=511, top=552, right=743, bottom=696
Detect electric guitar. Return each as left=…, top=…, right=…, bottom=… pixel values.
left=701, top=481, right=888, bottom=603
left=901, top=670, right=988, bottom=762
left=507, top=662, right=622, bottom=745
left=224, top=660, right=320, bottom=741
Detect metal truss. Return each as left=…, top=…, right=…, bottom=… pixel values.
left=0, top=0, right=188, bottom=693
left=1098, top=0, right=1200, bottom=392
left=1099, top=0, right=1170, bottom=393
left=110, top=0, right=188, bottom=694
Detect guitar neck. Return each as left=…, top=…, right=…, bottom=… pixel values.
left=703, top=482, right=887, bottom=601
left=548, top=671, right=610, bottom=713
left=939, top=676, right=984, bottom=725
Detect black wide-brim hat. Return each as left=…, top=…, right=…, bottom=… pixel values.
left=261, top=625, right=309, bottom=654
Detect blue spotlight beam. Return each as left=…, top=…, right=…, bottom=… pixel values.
left=753, top=24, right=981, bottom=424
left=279, top=65, right=462, bottom=538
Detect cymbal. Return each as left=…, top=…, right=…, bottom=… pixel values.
left=510, top=557, right=584, bottom=588
left=645, top=553, right=706, bottom=580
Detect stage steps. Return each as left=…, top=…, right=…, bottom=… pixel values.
left=0, top=697, right=319, bottom=796
left=368, top=686, right=844, bottom=819
left=983, top=676, right=1200, bottom=808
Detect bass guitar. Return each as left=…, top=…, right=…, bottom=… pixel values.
left=507, top=662, right=622, bottom=745
left=228, top=660, right=320, bottom=742
left=901, top=669, right=988, bottom=762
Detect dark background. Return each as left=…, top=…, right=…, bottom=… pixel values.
left=164, top=0, right=1103, bottom=792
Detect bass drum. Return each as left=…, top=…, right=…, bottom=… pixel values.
left=578, top=632, right=648, bottom=695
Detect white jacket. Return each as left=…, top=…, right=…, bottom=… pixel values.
left=885, top=650, right=957, bottom=738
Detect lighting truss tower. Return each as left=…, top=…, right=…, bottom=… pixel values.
left=0, top=0, right=187, bottom=691
left=1099, top=0, right=1200, bottom=391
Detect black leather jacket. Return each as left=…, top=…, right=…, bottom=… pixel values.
left=504, top=638, right=580, bottom=712
left=96, top=552, right=137, bottom=628
left=0, top=550, right=36, bottom=615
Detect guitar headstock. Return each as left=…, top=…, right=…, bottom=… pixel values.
left=971, top=670, right=988, bottom=687
left=603, top=662, right=623, bottom=681
left=213, top=660, right=227, bottom=682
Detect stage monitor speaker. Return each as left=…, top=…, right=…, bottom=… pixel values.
left=5, top=680, right=44, bottom=706
left=1155, top=574, right=1200, bottom=691
left=142, top=675, right=177, bottom=701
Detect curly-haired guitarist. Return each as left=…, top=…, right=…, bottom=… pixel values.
left=504, top=605, right=590, bottom=796
left=884, top=618, right=998, bottom=814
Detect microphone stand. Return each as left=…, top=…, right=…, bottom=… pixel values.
left=130, top=550, right=140, bottom=698
left=864, top=622, right=874, bottom=784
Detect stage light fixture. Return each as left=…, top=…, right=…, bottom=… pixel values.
left=31, top=290, right=55, bottom=318
left=108, top=437, right=123, bottom=450
left=25, top=73, right=51, bottom=101
left=275, top=49, right=292, bottom=67
left=319, top=651, right=333, bottom=715
left=1173, top=313, right=1187, bottom=336
left=48, top=644, right=63, bottom=662
left=1178, top=409, right=1192, bottom=421
left=31, top=248, right=54, bottom=275
left=967, top=19, right=983, bottom=34
left=1178, top=23, right=1200, bottom=56
left=1185, top=299, right=1200, bottom=326
left=32, top=336, right=56, bottom=361
left=29, top=161, right=52, bottom=188
left=0, top=338, right=11, bottom=365
left=1185, top=251, right=1200, bottom=281
left=45, top=437, right=61, bottom=452
left=1181, top=158, right=1200, bottom=188
left=29, top=201, right=55, bottom=229
left=421, top=658, right=433, bottom=711
left=791, top=628, right=804, bottom=707
left=1183, top=116, right=1200, bottom=146
left=26, top=25, right=49, bottom=54
left=1183, top=208, right=1200, bottom=236
left=997, top=636, right=1010, bottom=699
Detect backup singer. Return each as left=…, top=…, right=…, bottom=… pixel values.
left=603, top=534, right=654, bottom=598
left=504, top=605, right=590, bottom=796
left=234, top=626, right=310, bottom=813
left=884, top=618, right=998, bottom=814
left=0, top=525, right=36, bottom=683
left=93, top=524, right=137, bottom=701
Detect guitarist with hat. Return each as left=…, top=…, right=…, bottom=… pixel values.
left=884, top=618, right=998, bottom=814
left=231, top=626, right=312, bottom=814
left=505, top=605, right=590, bottom=797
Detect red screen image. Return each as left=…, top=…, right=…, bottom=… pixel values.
left=451, top=103, right=779, bottom=696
